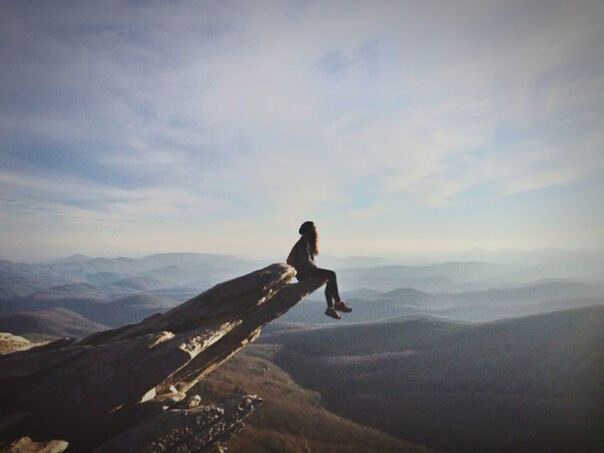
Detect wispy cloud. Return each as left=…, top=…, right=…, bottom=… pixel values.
left=1, top=0, right=603, bottom=258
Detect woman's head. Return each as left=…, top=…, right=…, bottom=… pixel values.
left=298, top=221, right=319, bottom=256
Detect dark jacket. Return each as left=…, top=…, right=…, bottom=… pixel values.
left=286, top=237, right=317, bottom=276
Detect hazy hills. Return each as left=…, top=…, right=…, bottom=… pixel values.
left=1, top=289, right=178, bottom=329
left=0, top=259, right=69, bottom=297
left=1, top=252, right=602, bottom=338
left=3, top=276, right=599, bottom=337
left=396, top=248, right=604, bottom=282
left=202, top=346, right=431, bottom=453
left=261, top=305, right=604, bottom=452
left=3, top=248, right=602, bottom=296
left=0, top=253, right=262, bottom=297
left=337, top=261, right=509, bottom=292
left=0, top=308, right=107, bottom=338
left=280, top=280, right=603, bottom=324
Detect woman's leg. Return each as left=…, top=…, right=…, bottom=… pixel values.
left=299, top=267, right=340, bottom=307
left=323, top=269, right=341, bottom=306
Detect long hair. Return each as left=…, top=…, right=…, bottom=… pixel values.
left=306, top=228, right=319, bottom=256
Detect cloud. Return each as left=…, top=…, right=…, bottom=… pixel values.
left=0, top=0, right=603, bottom=257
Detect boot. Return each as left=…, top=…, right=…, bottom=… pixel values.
left=325, top=306, right=342, bottom=320
left=334, top=300, right=352, bottom=313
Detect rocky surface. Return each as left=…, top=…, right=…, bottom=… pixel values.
left=0, top=264, right=325, bottom=452
left=1, top=436, right=68, bottom=453
left=0, top=333, right=37, bottom=355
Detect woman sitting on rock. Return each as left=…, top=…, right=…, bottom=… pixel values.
left=286, top=221, right=352, bottom=320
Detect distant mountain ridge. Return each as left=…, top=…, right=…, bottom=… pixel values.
left=1, top=289, right=179, bottom=329
left=1, top=252, right=602, bottom=336
left=282, top=280, right=603, bottom=324
left=0, top=308, right=107, bottom=338
left=2, top=250, right=602, bottom=297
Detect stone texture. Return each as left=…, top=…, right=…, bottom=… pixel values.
left=0, top=333, right=34, bottom=356
left=0, top=264, right=325, bottom=452
left=92, top=395, right=263, bottom=453
left=2, top=436, right=68, bottom=453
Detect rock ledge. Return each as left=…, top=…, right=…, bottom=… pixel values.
left=0, top=264, right=325, bottom=452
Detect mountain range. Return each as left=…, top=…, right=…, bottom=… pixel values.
left=1, top=252, right=602, bottom=451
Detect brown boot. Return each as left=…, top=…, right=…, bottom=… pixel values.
left=325, top=307, right=342, bottom=320
left=334, top=300, right=352, bottom=313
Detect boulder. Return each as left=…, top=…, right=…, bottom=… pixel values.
left=2, top=436, right=68, bottom=453
left=0, top=333, right=34, bottom=356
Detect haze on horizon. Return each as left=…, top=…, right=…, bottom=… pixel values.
left=1, top=0, right=603, bottom=261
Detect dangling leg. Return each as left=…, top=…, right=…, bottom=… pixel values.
left=327, top=271, right=341, bottom=304
left=325, top=269, right=351, bottom=313
left=300, top=267, right=342, bottom=319
left=316, top=268, right=350, bottom=312
left=301, top=267, right=336, bottom=307
left=323, top=270, right=339, bottom=307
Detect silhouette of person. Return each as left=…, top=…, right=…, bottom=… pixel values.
left=286, top=221, right=352, bottom=320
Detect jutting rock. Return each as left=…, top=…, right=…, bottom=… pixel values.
left=0, top=264, right=326, bottom=452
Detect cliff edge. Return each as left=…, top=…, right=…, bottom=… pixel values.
left=0, top=263, right=325, bottom=452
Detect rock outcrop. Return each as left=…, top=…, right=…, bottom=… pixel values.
left=0, top=264, right=325, bottom=452
left=2, top=436, right=68, bottom=453
left=0, top=332, right=34, bottom=356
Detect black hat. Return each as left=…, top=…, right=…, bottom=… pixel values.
left=298, top=221, right=315, bottom=235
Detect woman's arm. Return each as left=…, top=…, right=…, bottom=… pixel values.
left=286, top=243, right=297, bottom=266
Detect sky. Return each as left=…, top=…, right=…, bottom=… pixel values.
left=1, top=0, right=603, bottom=261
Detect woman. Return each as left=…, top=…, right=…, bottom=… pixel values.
left=286, top=220, right=352, bottom=320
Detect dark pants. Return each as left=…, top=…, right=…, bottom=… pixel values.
left=297, top=267, right=341, bottom=308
